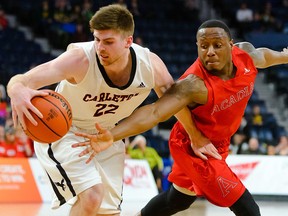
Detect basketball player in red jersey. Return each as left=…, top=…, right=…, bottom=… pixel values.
left=73, top=20, right=288, bottom=216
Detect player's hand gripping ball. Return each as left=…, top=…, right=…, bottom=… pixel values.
left=23, top=90, right=72, bottom=143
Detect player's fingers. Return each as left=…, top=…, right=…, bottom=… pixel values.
left=95, top=123, right=106, bottom=134
left=39, top=90, right=50, bottom=96
left=198, top=152, right=208, bottom=160
left=194, top=150, right=208, bottom=160
left=85, top=146, right=98, bottom=163
left=71, top=141, right=90, bottom=148
left=11, top=108, right=19, bottom=129
left=78, top=148, right=90, bottom=157
left=86, top=152, right=96, bottom=164
left=211, top=145, right=218, bottom=152
left=211, top=151, right=222, bottom=160
left=29, top=106, right=43, bottom=119
left=74, top=132, right=86, bottom=137
left=18, top=114, right=27, bottom=130
left=206, top=145, right=222, bottom=160
left=206, top=151, right=222, bottom=160
left=86, top=156, right=93, bottom=164
left=23, top=109, right=38, bottom=126
left=205, top=149, right=221, bottom=160
left=74, top=132, right=94, bottom=140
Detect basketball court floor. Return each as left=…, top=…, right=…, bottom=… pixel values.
left=1, top=199, right=287, bottom=216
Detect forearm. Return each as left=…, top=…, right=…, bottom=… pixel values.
left=112, top=80, right=197, bottom=142
left=112, top=104, right=164, bottom=141
left=7, top=74, right=29, bottom=96
left=174, top=107, right=202, bottom=141
left=257, top=47, right=288, bottom=68
left=7, top=72, right=43, bottom=96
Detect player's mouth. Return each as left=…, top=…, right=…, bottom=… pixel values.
left=206, top=60, right=220, bottom=67
left=99, top=54, right=109, bottom=61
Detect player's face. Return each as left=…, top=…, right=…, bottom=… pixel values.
left=196, top=27, right=233, bottom=74
left=93, top=29, right=132, bottom=66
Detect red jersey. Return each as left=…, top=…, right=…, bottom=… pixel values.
left=176, top=46, right=257, bottom=153
left=168, top=46, right=257, bottom=207
left=0, top=138, right=32, bottom=157
left=0, top=141, right=18, bottom=157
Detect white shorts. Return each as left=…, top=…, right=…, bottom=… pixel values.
left=34, top=129, right=125, bottom=214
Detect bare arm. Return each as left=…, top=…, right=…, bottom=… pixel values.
left=7, top=47, right=88, bottom=128
left=234, top=42, right=288, bottom=68
left=73, top=75, right=212, bottom=163
left=149, top=52, right=174, bottom=98
left=86, top=76, right=203, bottom=137
left=150, top=53, right=220, bottom=160
left=149, top=53, right=200, bottom=142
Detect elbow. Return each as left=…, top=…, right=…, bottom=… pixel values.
left=152, top=106, right=170, bottom=123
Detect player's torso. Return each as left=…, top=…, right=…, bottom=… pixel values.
left=182, top=47, right=258, bottom=143
left=199, top=48, right=257, bottom=142
left=56, top=42, right=155, bottom=130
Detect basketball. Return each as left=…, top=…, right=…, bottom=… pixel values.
left=23, top=89, right=73, bottom=143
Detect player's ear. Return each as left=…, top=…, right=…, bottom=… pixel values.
left=125, top=35, right=133, bottom=48
left=230, top=39, right=234, bottom=47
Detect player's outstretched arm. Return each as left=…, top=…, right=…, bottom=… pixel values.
left=73, top=75, right=221, bottom=162
left=73, top=77, right=196, bottom=158
left=73, top=84, right=190, bottom=156
left=150, top=52, right=221, bottom=160
left=235, top=42, right=288, bottom=68
left=72, top=94, right=182, bottom=163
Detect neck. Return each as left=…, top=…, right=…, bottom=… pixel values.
left=105, top=51, right=132, bottom=86
left=214, top=63, right=235, bottom=80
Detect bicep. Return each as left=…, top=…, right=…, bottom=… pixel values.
left=234, top=42, right=265, bottom=68
left=152, top=91, right=191, bottom=122
left=51, top=48, right=89, bottom=83
left=25, top=48, right=88, bottom=88
left=152, top=77, right=204, bottom=121
left=149, top=52, right=175, bottom=97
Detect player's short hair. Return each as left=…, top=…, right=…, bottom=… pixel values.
left=90, top=4, right=134, bottom=36
left=198, top=19, right=232, bottom=40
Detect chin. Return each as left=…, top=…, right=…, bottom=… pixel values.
left=100, top=59, right=110, bottom=66
left=207, top=68, right=219, bottom=74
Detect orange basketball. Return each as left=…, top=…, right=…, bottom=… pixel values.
left=23, top=89, right=72, bottom=143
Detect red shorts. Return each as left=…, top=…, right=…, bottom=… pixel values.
left=168, top=125, right=246, bottom=207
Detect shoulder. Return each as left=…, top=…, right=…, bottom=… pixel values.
left=177, top=74, right=205, bottom=93
left=149, top=51, right=174, bottom=90
left=63, top=42, right=93, bottom=59
left=59, top=47, right=88, bottom=67
left=166, top=74, right=207, bottom=104
left=234, top=42, right=255, bottom=52
left=131, top=43, right=150, bottom=59
left=233, top=42, right=258, bottom=59
left=233, top=42, right=263, bottom=66
left=67, top=41, right=95, bottom=50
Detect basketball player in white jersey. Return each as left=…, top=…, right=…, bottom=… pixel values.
left=7, top=4, right=220, bottom=216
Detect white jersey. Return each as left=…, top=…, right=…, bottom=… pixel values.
left=34, top=41, right=158, bottom=214
left=56, top=41, right=155, bottom=131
